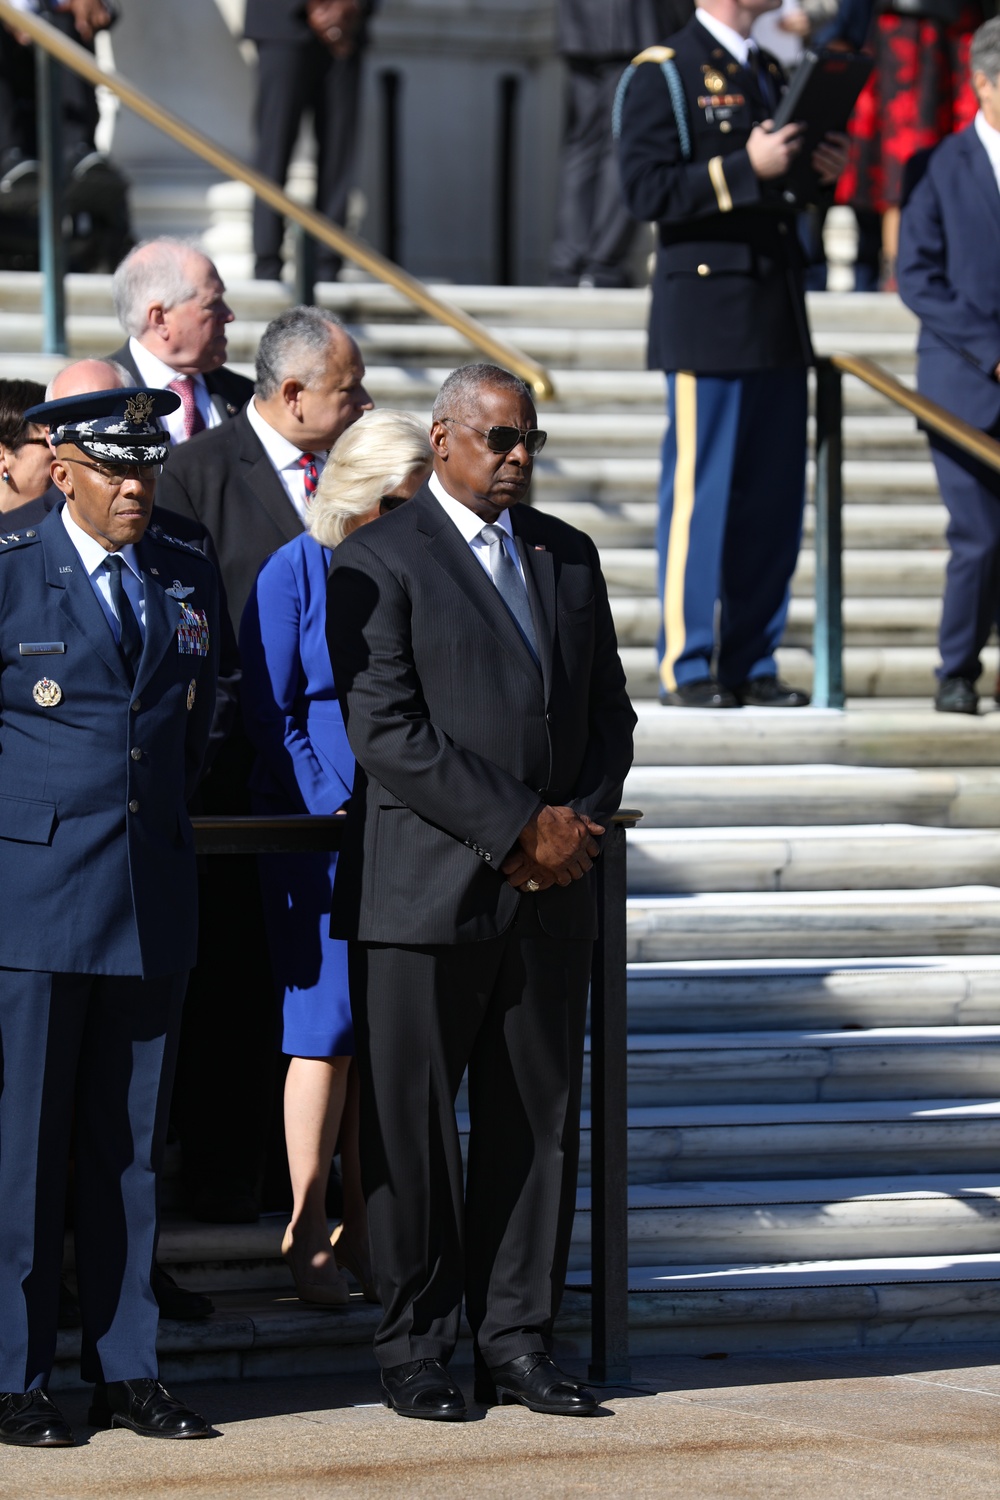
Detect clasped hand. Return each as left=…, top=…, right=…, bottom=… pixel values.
left=747, top=122, right=849, bottom=185
left=501, top=804, right=605, bottom=892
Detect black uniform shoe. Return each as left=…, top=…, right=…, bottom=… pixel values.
left=151, top=1264, right=214, bottom=1320
left=380, top=1360, right=466, bottom=1421
left=0, top=1390, right=73, bottom=1447
left=735, top=676, right=811, bottom=708
left=88, top=1379, right=213, bottom=1438
left=475, top=1353, right=600, bottom=1416
left=660, top=678, right=739, bottom=708
left=935, top=676, right=979, bottom=715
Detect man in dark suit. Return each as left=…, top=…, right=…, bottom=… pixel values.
left=898, top=17, right=1000, bottom=715
left=0, top=387, right=219, bottom=1446
left=327, top=364, right=636, bottom=1421
left=154, top=306, right=372, bottom=1224
left=109, top=239, right=254, bottom=442
left=616, top=0, right=847, bottom=707
left=550, top=0, right=695, bottom=287
left=245, top=0, right=376, bottom=282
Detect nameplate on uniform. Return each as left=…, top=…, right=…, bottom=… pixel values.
left=176, top=602, right=210, bottom=656
left=19, top=641, right=66, bottom=656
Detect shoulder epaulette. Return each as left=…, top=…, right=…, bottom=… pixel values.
left=0, top=527, right=41, bottom=554
left=147, top=523, right=203, bottom=556
left=632, top=46, right=675, bottom=64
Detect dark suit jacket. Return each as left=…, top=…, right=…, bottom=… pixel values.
left=557, top=0, right=693, bottom=58
left=156, top=408, right=305, bottom=633
left=326, top=484, right=636, bottom=946
left=243, top=0, right=376, bottom=44
left=0, top=509, right=219, bottom=977
left=108, top=341, right=254, bottom=428
left=3, top=486, right=241, bottom=767
left=898, top=125, right=1000, bottom=433
left=617, top=16, right=809, bottom=372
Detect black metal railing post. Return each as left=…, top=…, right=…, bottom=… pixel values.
left=813, top=357, right=844, bottom=709
left=35, top=43, right=66, bottom=354
left=588, top=810, right=640, bottom=1384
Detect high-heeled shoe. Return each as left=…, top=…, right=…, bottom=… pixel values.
left=329, top=1222, right=380, bottom=1304
left=281, top=1225, right=349, bottom=1307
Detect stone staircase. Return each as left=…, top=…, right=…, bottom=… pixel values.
left=19, top=274, right=1000, bottom=1381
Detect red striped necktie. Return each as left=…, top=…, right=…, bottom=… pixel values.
left=298, top=451, right=319, bottom=503
left=167, top=375, right=206, bottom=441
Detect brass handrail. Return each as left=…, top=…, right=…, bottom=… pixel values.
left=830, top=353, right=1000, bottom=473
left=0, top=0, right=556, bottom=400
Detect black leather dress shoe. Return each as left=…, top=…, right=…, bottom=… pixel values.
left=660, top=678, right=739, bottom=708
left=935, top=675, right=979, bottom=715
left=151, top=1264, right=214, bottom=1320
left=380, top=1360, right=466, bottom=1421
left=89, top=1379, right=212, bottom=1438
left=0, top=1390, right=73, bottom=1447
left=735, top=675, right=810, bottom=708
left=475, top=1353, right=599, bottom=1416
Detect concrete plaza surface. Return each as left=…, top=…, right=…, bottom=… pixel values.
left=5, top=1348, right=1000, bottom=1499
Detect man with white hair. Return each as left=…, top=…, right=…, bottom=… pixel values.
left=108, top=239, right=254, bottom=444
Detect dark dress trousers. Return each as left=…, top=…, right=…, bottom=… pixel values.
left=326, top=485, right=635, bottom=1368
left=107, top=341, right=254, bottom=429
left=616, top=17, right=812, bottom=692
left=244, top=0, right=375, bottom=281
left=550, top=0, right=695, bottom=287
left=898, top=124, right=1000, bottom=685
left=0, top=507, right=219, bottom=1391
left=156, top=410, right=306, bottom=1212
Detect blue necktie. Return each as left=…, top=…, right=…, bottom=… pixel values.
left=105, top=553, right=143, bottom=682
left=480, top=524, right=541, bottom=670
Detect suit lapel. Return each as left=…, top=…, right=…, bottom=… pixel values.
left=513, top=520, right=555, bottom=701
left=964, top=128, right=1000, bottom=238
left=237, top=414, right=305, bottom=545
left=414, top=490, right=543, bottom=684
left=133, top=539, right=181, bottom=697
left=40, top=510, right=131, bottom=687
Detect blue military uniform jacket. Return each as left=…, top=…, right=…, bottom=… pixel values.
left=898, top=124, right=1000, bottom=435
left=0, top=506, right=219, bottom=979
left=616, top=15, right=812, bottom=373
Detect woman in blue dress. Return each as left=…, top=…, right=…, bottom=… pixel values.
left=240, top=409, right=432, bottom=1305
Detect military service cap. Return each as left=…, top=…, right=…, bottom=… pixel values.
left=24, top=386, right=181, bottom=465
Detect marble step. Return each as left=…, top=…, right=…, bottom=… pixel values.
left=624, top=763, right=1000, bottom=829
left=604, top=547, right=947, bottom=598
left=619, top=644, right=994, bottom=701
left=575, top=1176, right=1000, bottom=1266
left=629, top=703, right=1000, bottom=768
left=529, top=455, right=940, bottom=504
left=612, top=594, right=941, bottom=649
left=626, top=886, right=1000, bottom=962
left=538, top=500, right=945, bottom=549
left=626, top=824, right=1000, bottom=894
left=627, top=957, right=1000, bottom=1032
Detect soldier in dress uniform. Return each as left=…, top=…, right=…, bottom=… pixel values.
left=0, top=388, right=219, bottom=1446
left=616, top=0, right=847, bottom=707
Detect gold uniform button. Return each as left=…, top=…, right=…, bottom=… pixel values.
left=697, top=263, right=711, bottom=276
left=131, top=747, right=142, bottom=761
left=719, top=120, right=732, bottom=133
left=128, top=799, right=139, bottom=813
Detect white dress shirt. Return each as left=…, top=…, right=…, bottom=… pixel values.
left=695, top=7, right=755, bottom=66
left=975, top=111, right=1000, bottom=195
left=127, top=338, right=220, bottom=445
left=245, top=398, right=328, bottom=523
left=61, top=504, right=146, bottom=641
left=428, top=470, right=527, bottom=585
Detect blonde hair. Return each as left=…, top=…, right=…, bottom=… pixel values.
left=309, top=409, right=432, bottom=549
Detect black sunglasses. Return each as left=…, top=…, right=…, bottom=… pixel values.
left=442, top=419, right=547, bottom=456
left=379, top=492, right=411, bottom=515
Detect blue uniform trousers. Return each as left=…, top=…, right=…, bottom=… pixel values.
left=930, top=429, right=1000, bottom=683
left=0, top=968, right=185, bottom=1391
left=656, top=368, right=807, bottom=693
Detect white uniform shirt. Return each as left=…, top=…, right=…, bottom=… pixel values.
left=61, top=503, right=146, bottom=641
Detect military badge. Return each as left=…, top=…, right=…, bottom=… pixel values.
left=165, top=580, right=195, bottom=600
left=187, top=678, right=196, bottom=712
left=32, top=677, right=62, bottom=707
left=176, top=602, right=210, bottom=657
left=703, top=69, right=726, bottom=92
left=124, top=391, right=156, bottom=424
